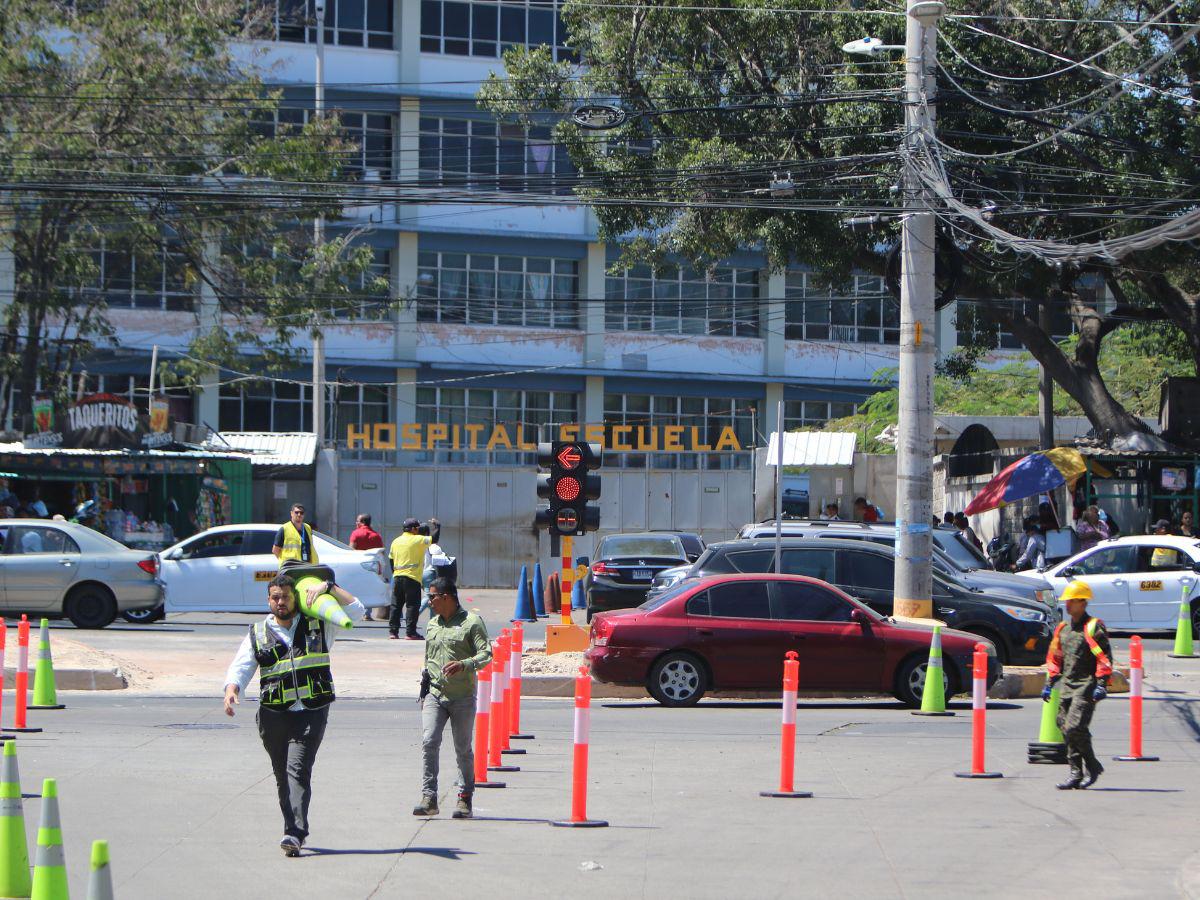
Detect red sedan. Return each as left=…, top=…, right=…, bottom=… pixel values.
left=585, top=574, right=1002, bottom=707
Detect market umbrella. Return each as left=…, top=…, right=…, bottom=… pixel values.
left=963, top=448, right=1089, bottom=517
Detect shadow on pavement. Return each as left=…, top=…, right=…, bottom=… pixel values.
left=1160, top=696, right=1200, bottom=740
left=1088, top=788, right=1182, bottom=793
left=601, top=700, right=1023, bottom=712
left=305, top=847, right=477, bottom=860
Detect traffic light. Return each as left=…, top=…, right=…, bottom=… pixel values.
left=535, top=441, right=602, bottom=535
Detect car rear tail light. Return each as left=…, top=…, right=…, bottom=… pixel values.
left=591, top=617, right=612, bottom=646
left=137, top=557, right=159, bottom=577
left=591, top=562, right=616, bottom=576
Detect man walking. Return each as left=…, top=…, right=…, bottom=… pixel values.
left=1043, top=581, right=1112, bottom=790
left=349, top=513, right=384, bottom=551
left=223, top=573, right=363, bottom=855
left=389, top=517, right=433, bottom=640
left=414, top=578, right=491, bottom=819
left=272, top=503, right=319, bottom=565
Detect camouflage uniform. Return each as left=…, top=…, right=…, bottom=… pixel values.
left=1049, top=615, right=1113, bottom=777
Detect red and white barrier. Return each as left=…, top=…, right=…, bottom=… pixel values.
left=6, top=616, right=40, bottom=734
left=499, top=628, right=525, bottom=755
left=1114, top=635, right=1159, bottom=762
left=488, top=638, right=519, bottom=773
left=761, top=651, right=812, bottom=798
left=509, top=621, right=534, bottom=740
left=474, top=661, right=505, bottom=788
left=551, top=666, right=608, bottom=827
left=955, top=642, right=1002, bottom=779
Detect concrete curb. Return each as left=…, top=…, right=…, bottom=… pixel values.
left=521, top=666, right=1131, bottom=702
left=3, top=666, right=128, bottom=691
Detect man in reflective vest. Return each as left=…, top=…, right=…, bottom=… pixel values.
left=1043, top=580, right=1113, bottom=789
left=272, top=503, right=319, bottom=565
left=223, top=572, right=363, bottom=856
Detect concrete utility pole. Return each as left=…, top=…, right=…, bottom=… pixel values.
left=311, top=0, right=327, bottom=447
left=893, top=0, right=945, bottom=620
left=1038, top=301, right=1054, bottom=450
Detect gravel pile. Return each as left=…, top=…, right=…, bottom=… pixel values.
left=519, top=645, right=588, bottom=676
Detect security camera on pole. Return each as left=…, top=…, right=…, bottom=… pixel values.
left=847, top=1, right=945, bottom=621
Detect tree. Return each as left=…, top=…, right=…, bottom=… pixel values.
left=0, top=0, right=386, bottom=424
left=478, top=0, right=1200, bottom=445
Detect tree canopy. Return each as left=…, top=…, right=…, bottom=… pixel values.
left=479, top=0, right=1200, bottom=445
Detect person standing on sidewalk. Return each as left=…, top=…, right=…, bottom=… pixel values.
left=413, top=577, right=491, bottom=819
left=389, top=517, right=433, bottom=640
left=349, top=514, right=385, bottom=621
left=223, top=573, right=364, bottom=855
left=1043, top=580, right=1113, bottom=790
left=272, top=504, right=319, bottom=565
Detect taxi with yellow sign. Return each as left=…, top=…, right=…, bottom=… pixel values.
left=1032, top=535, right=1200, bottom=632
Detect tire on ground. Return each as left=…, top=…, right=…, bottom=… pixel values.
left=65, top=584, right=118, bottom=629
left=647, top=651, right=708, bottom=707
left=121, top=605, right=165, bottom=624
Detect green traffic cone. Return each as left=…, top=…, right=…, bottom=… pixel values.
left=1169, top=585, right=1196, bottom=658
left=86, top=840, right=113, bottom=900
left=1027, top=682, right=1068, bottom=764
left=0, top=742, right=32, bottom=899
left=30, top=621, right=64, bottom=711
left=30, top=779, right=67, bottom=900
left=293, top=576, right=352, bottom=630
left=912, top=626, right=954, bottom=716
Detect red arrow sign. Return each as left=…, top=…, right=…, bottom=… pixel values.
left=556, top=444, right=582, bottom=470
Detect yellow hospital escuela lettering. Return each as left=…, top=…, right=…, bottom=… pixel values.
left=345, top=423, right=745, bottom=453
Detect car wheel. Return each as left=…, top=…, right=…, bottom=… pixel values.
left=895, top=654, right=953, bottom=708
left=1190, top=602, right=1200, bottom=637
left=961, top=628, right=1007, bottom=665
left=121, top=605, right=165, bottom=624
left=65, top=585, right=118, bottom=629
left=647, top=652, right=708, bottom=707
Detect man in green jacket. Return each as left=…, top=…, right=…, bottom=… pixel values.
left=413, top=577, right=492, bottom=819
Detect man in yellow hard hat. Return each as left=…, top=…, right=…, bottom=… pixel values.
left=1043, top=580, right=1113, bottom=789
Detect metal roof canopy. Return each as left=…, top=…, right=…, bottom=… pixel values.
left=766, top=432, right=857, bottom=467
left=207, top=432, right=318, bottom=467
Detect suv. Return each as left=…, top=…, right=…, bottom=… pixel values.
left=733, top=520, right=1054, bottom=610
left=677, top=538, right=1053, bottom=664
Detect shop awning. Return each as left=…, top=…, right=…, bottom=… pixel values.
left=0, top=443, right=248, bottom=476
left=206, top=432, right=318, bottom=467
left=766, top=432, right=857, bottom=467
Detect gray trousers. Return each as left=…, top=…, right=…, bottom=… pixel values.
left=257, top=705, right=329, bottom=840
left=421, top=693, right=476, bottom=797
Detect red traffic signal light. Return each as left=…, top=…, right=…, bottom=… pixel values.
left=555, top=476, right=581, bottom=502
left=535, top=440, right=603, bottom=535
left=556, top=444, right=583, bottom=470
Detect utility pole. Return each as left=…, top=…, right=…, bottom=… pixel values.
left=311, top=0, right=327, bottom=447
left=1038, top=301, right=1054, bottom=450
left=893, top=0, right=945, bottom=620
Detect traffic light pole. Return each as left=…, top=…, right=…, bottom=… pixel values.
left=893, top=1, right=944, bottom=621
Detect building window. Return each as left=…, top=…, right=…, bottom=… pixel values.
left=604, top=265, right=759, bottom=337
left=956, top=294, right=1087, bottom=351
left=602, top=393, right=755, bottom=471
left=266, top=0, right=394, bottom=49
left=784, top=272, right=899, bottom=344
left=332, top=248, right=392, bottom=318
left=220, top=381, right=314, bottom=433
left=783, top=400, right=859, bottom=431
left=420, top=0, right=574, bottom=61
left=416, top=252, right=579, bottom=328
left=418, top=116, right=575, bottom=193
left=74, top=237, right=193, bottom=312
left=415, top=386, right=579, bottom=465
left=257, top=107, right=395, bottom=180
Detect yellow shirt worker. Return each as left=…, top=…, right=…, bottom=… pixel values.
left=389, top=517, right=432, bottom=640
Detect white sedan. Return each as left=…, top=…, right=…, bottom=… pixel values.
left=159, top=524, right=391, bottom=614
left=1032, top=535, right=1200, bottom=632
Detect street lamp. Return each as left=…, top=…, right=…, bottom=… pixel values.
left=845, top=0, right=945, bottom=620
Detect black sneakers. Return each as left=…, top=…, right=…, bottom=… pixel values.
left=1080, top=759, right=1104, bottom=789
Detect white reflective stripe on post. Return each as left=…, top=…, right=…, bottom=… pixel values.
left=490, top=671, right=503, bottom=704
left=476, top=678, right=489, bottom=709
left=782, top=690, right=797, bottom=725
left=973, top=677, right=985, bottom=708
left=18, top=646, right=27, bottom=672
left=574, top=706, right=591, bottom=745
left=1131, top=668, right=1143, bottom=697
left=509, top=650, right=519, bottom=680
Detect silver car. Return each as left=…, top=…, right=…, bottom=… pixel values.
left=0, top=519, right=163, bottom=628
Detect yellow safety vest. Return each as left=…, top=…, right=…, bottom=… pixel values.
left=279, top=521, right=319, bottom=564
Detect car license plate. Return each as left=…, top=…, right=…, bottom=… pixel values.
left=632, top=568, right=652, bottom=580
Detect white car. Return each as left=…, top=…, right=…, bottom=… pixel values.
left=158, top=524, right=391, bottom=614
left=1032, top=535, right=1200, bottom=632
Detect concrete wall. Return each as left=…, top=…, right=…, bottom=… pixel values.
left=338, top=463, right=754, bottom=587
left=753, top=450, right=898, bottom=523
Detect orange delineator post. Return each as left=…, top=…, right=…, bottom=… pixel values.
left=550, top=666, right=607, bottom=828
left=560, top=535, right=574, bottom=625
left=1114, top=635, right=1159, bottom=762
left=760, top=651, right=812, bottom=799
left=509, top=622, right=534, bottom=740
left=6, top=616, right=40, bottom=735
left=488, top=637, right=519, bottom=773
left=498, top=629, right=525, bottom=755
left=955, top=642, right=1002, bottom=779
left=473, top=661, right=505, bottom=788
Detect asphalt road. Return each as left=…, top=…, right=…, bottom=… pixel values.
left=13, top=664, right=1200, bottom=899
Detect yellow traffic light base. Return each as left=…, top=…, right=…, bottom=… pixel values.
left=546, top=624, right=590, bottom=655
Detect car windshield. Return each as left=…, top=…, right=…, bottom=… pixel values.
left=932, top=530, right=987, bottom=569
left=600, top=535, right=684, bottom=558
left=638, top=580, right=694, bottom=611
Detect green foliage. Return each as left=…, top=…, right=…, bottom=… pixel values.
left=0, top=0, right=388, bottom=418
